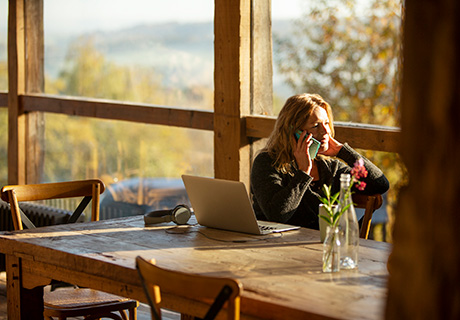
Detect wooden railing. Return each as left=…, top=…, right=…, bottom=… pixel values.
left=246, top=115, right=400, bottom=153
left=0, top=92, right=401, bottom=154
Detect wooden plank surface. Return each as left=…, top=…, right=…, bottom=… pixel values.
left=0, top=216, right=390, bottom=320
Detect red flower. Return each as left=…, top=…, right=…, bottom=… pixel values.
left=350, top=158, right=368, bottom=191
left=356, top=181, right=366, bottom=191
left=351, top=158, right=368, bottom=180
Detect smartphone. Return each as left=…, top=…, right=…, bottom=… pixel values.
left=294, top=129, right=321, bottom=159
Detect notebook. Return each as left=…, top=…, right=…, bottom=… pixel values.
left=181, top=175, right=300, bottom=235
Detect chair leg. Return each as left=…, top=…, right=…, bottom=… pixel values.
left=129, top=307, right=137, bottom=320
left=119, top=310, right=128, bottom=320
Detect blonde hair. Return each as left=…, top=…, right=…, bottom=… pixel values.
left=264, top=93, right=335, bottom=175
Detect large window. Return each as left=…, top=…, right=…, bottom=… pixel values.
left=3, top=1, right=403, bottom=239
left=271, top=0, right=405, bottom=241
left=42, top=0, right=214, bottom=213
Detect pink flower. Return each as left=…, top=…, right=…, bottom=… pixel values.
left=356, top=181, right=366, bottom=191
left=351, top=158, right=368, bottom=180
left=350, top=158, right=368, bottom=191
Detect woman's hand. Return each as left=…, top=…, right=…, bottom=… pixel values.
left=292, top=131, right=313, bottom=174
left=319, top=134, right=343, bottom=157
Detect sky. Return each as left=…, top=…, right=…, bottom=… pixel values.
left=40, top=0, right=304, bottom=35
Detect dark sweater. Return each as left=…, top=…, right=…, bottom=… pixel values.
left=250, top=143, right=390, bottom=229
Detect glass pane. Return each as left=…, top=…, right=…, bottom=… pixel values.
left=43, top=113, right=213, bottom=218
left=271, top=0, right=405, bottom=242
left=0, top=0, right=7, bottom=91
left=42, top=1, right=214, bottom=218
left=44, top=0, right=214, bottom=110
left=272, top=0, right=402, bottom=128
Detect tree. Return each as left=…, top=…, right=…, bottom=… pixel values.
left=274, top=0, right=402, bottom=126
left=44, top=38, right=213, bottom=184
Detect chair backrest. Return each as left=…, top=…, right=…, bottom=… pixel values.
left=136, top=256, right=242, bottom=320
left=0, top=179, right=105, bottom=230
left=352, top=193, right=383, bottom=239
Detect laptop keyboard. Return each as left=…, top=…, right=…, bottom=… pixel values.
left=259, top=224, right=276, bottom=231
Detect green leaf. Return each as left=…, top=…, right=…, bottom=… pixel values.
left=319, top=214, right=332, bottom=225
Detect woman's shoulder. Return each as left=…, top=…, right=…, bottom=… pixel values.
left=252, top=151, right=277, bottom=173
left=253, top=150, right=272, bottom=162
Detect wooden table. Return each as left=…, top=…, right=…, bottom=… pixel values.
left=0, top=215, right=390, bottom=320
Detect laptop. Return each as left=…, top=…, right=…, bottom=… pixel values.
left=181, top=175, right=300, bottom=235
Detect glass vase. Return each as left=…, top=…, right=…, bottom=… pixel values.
left=338, top=173, right=359, bottom=269
left=322, top=225, right=341, bottom=273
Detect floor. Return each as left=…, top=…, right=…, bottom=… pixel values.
left=0, top=272, right=180, bottom=320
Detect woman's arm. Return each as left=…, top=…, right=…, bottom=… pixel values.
left=335, top=143, right=390, bottom=195
left=250, top=152, right=313, bottom=223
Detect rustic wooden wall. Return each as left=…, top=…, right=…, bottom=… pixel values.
left=386, top=0, right=460, bottom=318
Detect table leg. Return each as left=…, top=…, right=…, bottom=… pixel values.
left=6, top=255, right=44, bottom=320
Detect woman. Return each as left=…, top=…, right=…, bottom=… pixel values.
left=250, top=93, right=389, bottom=229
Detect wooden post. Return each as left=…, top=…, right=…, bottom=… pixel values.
left=24, top=0, right=45, bottom=184
left=7, top=0, right=44, bottom=185
left=8, top=0, right=26, bottom=185
left=386, top=0, right=460, bottom=318
left=250, top=0, right=273, bottom=172
left=214, top=0, right=273, bottom=187
left=251, top=0, right=273, bottom=116
left=214, top=0, right=251, bottom=185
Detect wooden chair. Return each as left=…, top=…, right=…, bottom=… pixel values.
left=136, top=256, right=242, bottom=320
left=352, top=193, right=384, bottom=239
left=0, top=179, right=138, bottom=320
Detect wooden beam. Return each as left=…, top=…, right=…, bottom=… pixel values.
left=8, top=0, right=26, bottom=185
left=386, top=0, right=460, bottom=318
left=24, top=0, right=44, bottom=184
left=251, top=0, right=273, bottom=116
left=334, top=122, right=400, bottom=153
left=214, top=0, right=251, bottom=184
left=20, top=92, right=400, bottom=153
left=246, top=115, right=401, bottom=153
left=250, top=0, right=274, bottom=175
left=21, top=94, right=214, bottom=131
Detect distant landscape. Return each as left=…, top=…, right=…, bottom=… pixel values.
left=43, top=19, right=297, bottom=102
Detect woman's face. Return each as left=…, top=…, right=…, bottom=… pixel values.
left=301, top=106, right=331, bottom=153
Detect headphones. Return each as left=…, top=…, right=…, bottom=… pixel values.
left=144, top=204, right=192, bottom=226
